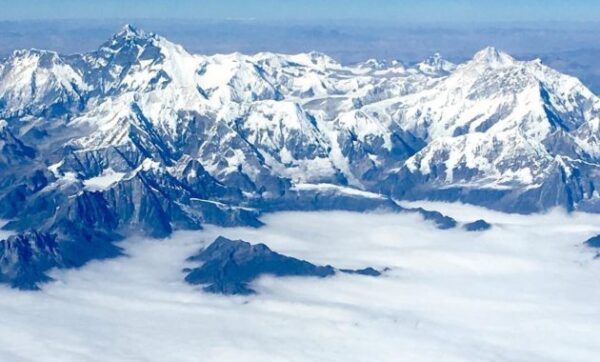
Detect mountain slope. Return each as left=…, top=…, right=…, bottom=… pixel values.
left=366, top=48, right=600, bottom=211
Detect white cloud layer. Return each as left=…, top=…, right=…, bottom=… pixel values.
left=0, top=204, right=599, bottom=361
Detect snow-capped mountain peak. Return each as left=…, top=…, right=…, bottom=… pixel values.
left=415, top=52, right=456, bottom=76
left=82, top=24, right=202, bottom=96
left=116, top=23, right=144, bottom=39
left=470, top=46, right=515, bottom=68
left=0, top=48, right=86, bottom=118
left=97, top=23, right=160, bottom=58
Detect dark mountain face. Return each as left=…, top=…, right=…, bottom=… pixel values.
left=184, top=236, right=380, bottom=295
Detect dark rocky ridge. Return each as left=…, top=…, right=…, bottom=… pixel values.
left=584, top=234, right=600, bottom=259
left=0, top=231, right=121, bottom=289
left=585, top=235, right=600, bottom=249
left=463, top=219, right=492, bottom=232
left=184, top=236, right=381, bottom=295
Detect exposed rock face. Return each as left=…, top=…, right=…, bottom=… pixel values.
left=463, top=220, right=492, bottom=232
left=184, top=236, right=336, bottom=295
left=339, top=267, right=382, bottom=276
left=184, top=236, right=381, bottom=295
left=584, top=235, right=600, bottom=249
left=0, top=231, right=121, bottom=289
left=583, top=234, right=600, bottom=259
left=404, top=207, right=458, bottom=230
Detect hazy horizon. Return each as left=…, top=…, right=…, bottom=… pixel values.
left=1, top=18, right=600, bottom=93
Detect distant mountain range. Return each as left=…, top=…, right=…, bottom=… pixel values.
left=2, top=25, right=600, bottom=288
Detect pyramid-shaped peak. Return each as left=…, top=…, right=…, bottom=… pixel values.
left=472, top=47, right=514, bottom=66
left=117, top=24, right=142, bottom=37
left=97, top=24, right=164, bottom=53
left=110, top=24, right=157, bottom=43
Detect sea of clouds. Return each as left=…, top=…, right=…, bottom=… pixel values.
left=0, top=203, right=599, bottom=361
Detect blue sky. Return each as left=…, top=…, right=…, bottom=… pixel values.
left=1, top=0, right=599, bottom=22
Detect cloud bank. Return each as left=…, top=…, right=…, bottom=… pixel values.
left=0, top=205, right=599, bottom=361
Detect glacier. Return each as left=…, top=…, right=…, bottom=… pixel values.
left=2, top=24, right=600, bottom=288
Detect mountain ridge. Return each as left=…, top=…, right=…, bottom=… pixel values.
left=1, top=24, right=599, bottom=288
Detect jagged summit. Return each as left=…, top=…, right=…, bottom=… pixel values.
left=96, top=24, right=161, bottom=54
left=9, top=48, right=60, bottom=59
left=78, top=24, right=200, bottom=96
left=105, top=24, right=164, bottom=47
left=98, top=24, right=167, bottom=53
left=117, top=24, right=144, bottom=38
left=471, top=46, right=515, bottom=67
left=425, top=52, right=444, bottom=63
left=415, top=52, right=456, bottom=76
left=0, top=46, right=86, bottom=118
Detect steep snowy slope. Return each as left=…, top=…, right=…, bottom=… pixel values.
left=0, top=49, right=87, bottom=118
left=376, top=48, right=600, bottom=211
